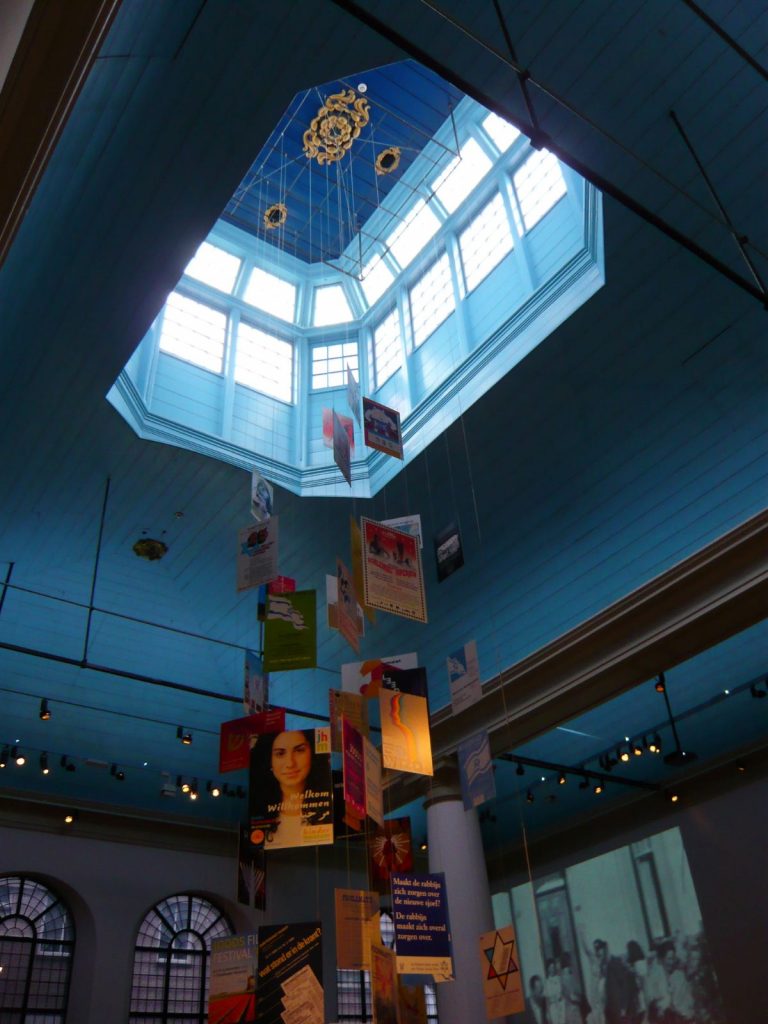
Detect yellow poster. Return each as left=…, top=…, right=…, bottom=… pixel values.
left=478, top=924, right=525, bottom=1019
left=379, top=690, right=433, bottom=777
left=334, top=889, right=380, bottom=971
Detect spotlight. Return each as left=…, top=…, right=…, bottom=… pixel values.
left=177, top=726, right=193, bottom=745
left=419, top=840, right=428, bottom=852
left=668, top=792, right=679, bottom=804
left=594, top=780, right=604, bottom=795
left=736, top=762, right=746, bottom=773
left=60, top=755, right=76, bottom=772
left=647, top=734, right=662, bottom=754
left=618, top=745, right=630, bottom=763
left=111, top=764, right=125, bottom=781
left=11, top=746, right=25, bottom=766
left=207, top=782, right=221, bottom=798
left=750, top=682, right=767, bottom=699
left=632, top=741, right=643, bottom=757
left=39, top=698, right=51, bottom=721
left=655, top=673, right=666, bottom=693
left=189, top=779, right=199, bottom=800
left=526, top=790, right=534, bottom=804
left=236, top=786, right=246, bottom=799
left=180, top=778, right=191, bottom=794
left=578, top=776, right=589, bottom=790
left=0, top=746, right=8, bottom=768
left=40, top=752, right=50, bottom=776
left=64, top=811, right=77, bottom=825
left=516, top=762, right=524, bottom=776
left=558, top=772, right=567, bottom=785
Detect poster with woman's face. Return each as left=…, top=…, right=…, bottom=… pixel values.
left=248, top=728, right=334, bottom=850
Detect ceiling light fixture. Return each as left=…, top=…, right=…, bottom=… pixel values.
left=180, top=778, right=191, bottom=794
left=750, top=681, right=767, bottom=699
left=236, top=786, right=246, bottom=799
left=618, top=745, right=630, bottom=763
left=60, top=755, right=76, bottom=772
left=0, top=746, right=8, bottom=768
left=668, top=792, right=679, bottom=804
left=39, top=698, right=51, bottom=721
left=558, top=772, right=567, bottom=785
left=578, top=775, right=589, bottom=790
left=64, top=811, right=77, bottom=825
left=177, top=726, right=193, bottom=745
left=655, top=673, right=666, bottom=693
left=594, top=780, right=604, bottom=795
left=207, top=782, right=221, bottom=798
left=189, top=779, right=199, bottom=800
left=526, top=790, right=534, bottom=804
left=11, top=746, right=25, bottom=766
left=111, top=763, right=125, bottom=781
left=40, top=752, right=50, bottom=776
left=419, top=839, right=428, bottom=852
left=632, top=740, right=643, bottom=757
left=515, top=762, right=524, bottom=776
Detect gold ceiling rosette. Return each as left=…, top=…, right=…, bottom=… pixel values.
left=303, top=88, right=370, bottom=166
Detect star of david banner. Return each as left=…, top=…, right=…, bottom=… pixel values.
left=478, top=924, right=524, bottom=1018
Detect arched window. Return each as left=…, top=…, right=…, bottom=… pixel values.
left=0, top=875, right=75, bottom=1022
left=129, top=893, right=233, bottom=1023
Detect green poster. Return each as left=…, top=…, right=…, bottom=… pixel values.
left=263, top=590, right=317, bottom=671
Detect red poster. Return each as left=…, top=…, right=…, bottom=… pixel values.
left=342, top=718, right=366, bottom=819
left=268, top=575, right=296, bottom=594
left=367, top=816, right=414, bottom=895
left=219, top=708, right=286, bottom=773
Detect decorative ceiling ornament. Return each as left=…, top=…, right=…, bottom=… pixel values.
left=264, top=202, right=288, bottom=230
left=303, top=88, right=370, bottom=166
left=132, top=538, right=168, bottom=561
left=375, top=146, right=401, bottom=176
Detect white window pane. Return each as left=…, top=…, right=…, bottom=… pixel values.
left=243, top=267, right=297, bottom=322
left=409, top=252, right=455, bottom=347
left=184, top=241, right=241, bottom=293
left=432, top=138, right=492, bottom=214
left=314, top=284, right=354, bottom=326
left=459, top=192, right=514, bottom=292
left=386, top=199, right=441, bottom=269
left=311, top=340, right=359, bottom=390
left=235, top=322, right=293, bottom=402
left=159, top=292, right=226, bottom=373
left=482, top=111, right=521, bottom=152
left=373, top=307, right=403, bottom=388
left=513, top=149, right=567, bottom=231
left=360, top=255, right=394, bottom=306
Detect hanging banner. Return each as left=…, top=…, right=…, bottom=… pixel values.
left=337, top=558, right=361, bottom=654
left=244, top=650, right=268, bottom=715
left=361, top=517, right=427, bottom=623
left=398, top=981, right=428, bottom=1024
left=249, top=727, right=333, bottom=850
left=379, top=667, right=433, bottom=776
left=447, top=639, right=481, bottom=714
left=251, top=470, right=274, bottom=523
left=209, top=933, right=258, bottom=1024
left=363, top=736, right=384, bottom=827
left=363, top=396, right=403, bottom=459
left=237, top=517, right=279, bottom=592
left=257, top=922, right=323, bottom=1024
left=371, top=943, right=400, bottom=1024
left=257, top=584, right=268, bottom=621
left=268, top=575, right=295, bottom=594
left=332, top=770, right=363, bottom=837
left=367, top=817, right=414, bottom=895
left=342, top=718, right=366, bottom=819
left=350, top=516, right=376, bottom=624
left=434, top=521, right=463, bottom=582
left=347, top=365, right=362, bottom=427
left=323, top=407, right=355, bottom=452
left=263, top=591, right=317, bottom=671
left=333, top=410, right=352, bottom=486
left=329, top=690, right=368, bottom=753
left=391, top=873, right=453, bottom=981
left=342, top=653, right=418, bottom=698
left=237, top=825, right=267, bottom=910
left=334, top=889, right=380, bottom=971
left=458, top=730, right=495, bottom=811
left=479, top=924, right=524, bottom=1019
left=382, top=513, right=423, bottom=548
left=219, top=709, right=286, bottom=773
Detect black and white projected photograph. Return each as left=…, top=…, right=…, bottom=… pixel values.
left=505, top=827, right=725, bottom=1024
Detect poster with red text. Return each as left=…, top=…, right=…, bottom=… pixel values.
left=361, top=518, right=426, bottom=623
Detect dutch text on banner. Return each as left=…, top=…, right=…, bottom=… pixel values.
left=237, top=517, right=279, bottom=592
left=257, top=922, right=323, bottom=1024
left=209, top=933, right=258, bottom=1024
left=458, top=730, right=495, bottom=810
left=361, top=517, right=427, bottom=623
left=334, top=889, right=380, bottom=971
left=478, top=924, right=524, bottom=1019
left=391, top=873, right=453, bottom=981
left=219, top=709, right=286, bottom=773
left=263, top=590, right=316, bottom=671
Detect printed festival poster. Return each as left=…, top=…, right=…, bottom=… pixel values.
left=219, top=708, right=286, bottom=773
left=371, top=943, right=401, bottom=1024
left=350, top=515, right=376, bottom=624
left=382, top=513, right=423, bottom=548
left=329, top=689, right=368, bottom=753
left=237, top=825, right=267, bottom=911
left=434, top=521, right=463, bottom=582
left=251, top=470, right=274, bottom=523
left=237, top=517, right=279, bottom=592
left=363, top=396, right=404, bottom=459
left=334, top=888, right=380, bottom=971
left=249, top=727, right=333, bottom=850
left=342, top=717, right=366, bottom=819
left=337, top=557, right=361, bottom=654
left=458, top=730, right=496, bottom=811
left=263, top=590, right=317, bottom=671
left=209, top=933, right=258, bottom=1024
left=367, top=817, right=414, bottom=895
left=347, top=365, right=362, bottom=426
left=363, top=735, right=384, bottom=827
left=244, top=650, right=268, bottom=715
left=257, top=922, right=323, bottom=1024
left=333, top=410, right=352, bottom=486
left=379, top=667, right=433, bottom=776
left=361, top=517, right=427, bottom=623
left=391, top=873, right=453, bottom=981
left=447, top=639, right=481, bottom=714
left=478, top=924, right=524, bottom=1019
left=332, top=770, right=363, bottom=838
left=322, top=407, right=355, bottom=452
left=341, top=652, right=418, bottom=699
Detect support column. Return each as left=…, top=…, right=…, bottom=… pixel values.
left=425, top=759, right=499, bottom=1024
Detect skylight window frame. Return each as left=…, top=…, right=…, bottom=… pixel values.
left=311, top=339, right=360, bottom=392
left=313, top=283, right=355, bottom=327
left=233, top=318, right=295, bottom=404
left=242, top=263, right=299, bottom=324
left=157, top=288, right=229, bottom=376
left=408, top=249, right=456, bottom=350
left=183, top=240, right=243, bottom=295
left=372, top=304, right=404, bottom=390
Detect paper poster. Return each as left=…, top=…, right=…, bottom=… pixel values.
left=268, top=575, right=295, bottom=594
left=347, top=365, right=361, bottom=427
left=326, top=575, right=338, bottom=629
left=361, top=518, right=427, bottom=623
left=479, top=924, right=524, bottom=1019
left=332, top=770, right=363, bottom=837
left=257, top=584, right=268, bottom=621
left=391, top=873, right=453, bottom=981
left=350, top=516, right=376, bottom=624
left=219, top=709, right=286, bottom=773
left=458, top=730, right=495, bottom=810
left=434, top=522, right=463, bottom=582
left=329, top=689, right=368, bottom=753
left=251, top=470, right=274, bottom=523
left=337, top=558, right=360, bottom=654
left=363, top=396, right=403, bottom=459
left=363, top=736, right=384, bottom=827
left=257, top=922, right=323, bottom=1024
left=334, top=889, right=380, bottom=971
left=249, top=727, right=333, bottom=850
left=237, top=825, right=267, bottom=910
left=371, top=943, right=400, bottom=1024
left=237, top=517, right=279, bottom=592
left=379, top=676, right=433, bottom=776
left=209, top=933, right=258, bottom=1024
left=244, top=650, right=268, bottom=715
left=333, top=410, right=353, bottom=486
left=447, top=640, right=481, bottom=714
left=323, top=407, right=355, bottom=452
left=367, top=818, right=414, bottom=895
left=342, top=718, right=366, bottom=819
left=398, top=981, right=427, bottom=1024
left=263, top=591, right=317, bottom=671
left=342, top=653, right=418, bottom=699
left=382, top=513, right=423, bottom=548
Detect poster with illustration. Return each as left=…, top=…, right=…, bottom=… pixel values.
left=371, top=943, right=400, bottom=1024
left=347, top=365, right=362, bottom=426
left=208, top=933, right=258, bottom=1024
left=350, top=515, right=376, bottom=624
left=237, top=825, right=267, bottom=910
left=244, top=650, right=268, bottom=715
left=434, top=522, right=463, bottom=582
left=379, top=667, right=433, bottom=777
left=447, top=639, right=481, bottom=714
left=237, top=518, right=279, bottom=592
left=256, top=922, right=323, bottom=1024
left=382, top=513, right=423, bottom=548
left=458, top=730, right=495, bottom=810
left=333, top=410, right=352, bottom=486
left=329, top=689, right=368, bottom=752
left=341, top=652, right=418, bottom=699
left=337, top=557, right=361, bottom=653
left=478, top=924, right=524, bottom=1019
left=248, top=727, right=333, bottom=850
left=391, top=873, right=453, bottom=981
left=219, top=708, right=286, bottom=773
left=334, top=888, right=380, bottom=971
left=361, top=517, right=427, bottom=623
left=398, top=981, right=428, bottom=1024
left=263, top=590, right=317, bottom=671
left=342, top=718, right=366, bottom=819
left=322, top=407, right=355, bottom=452
left=251, top=470, right=274, bottom=523
left=363, top=397, right=403, bottom=459
left=367, top=817, right=414, bottom=895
